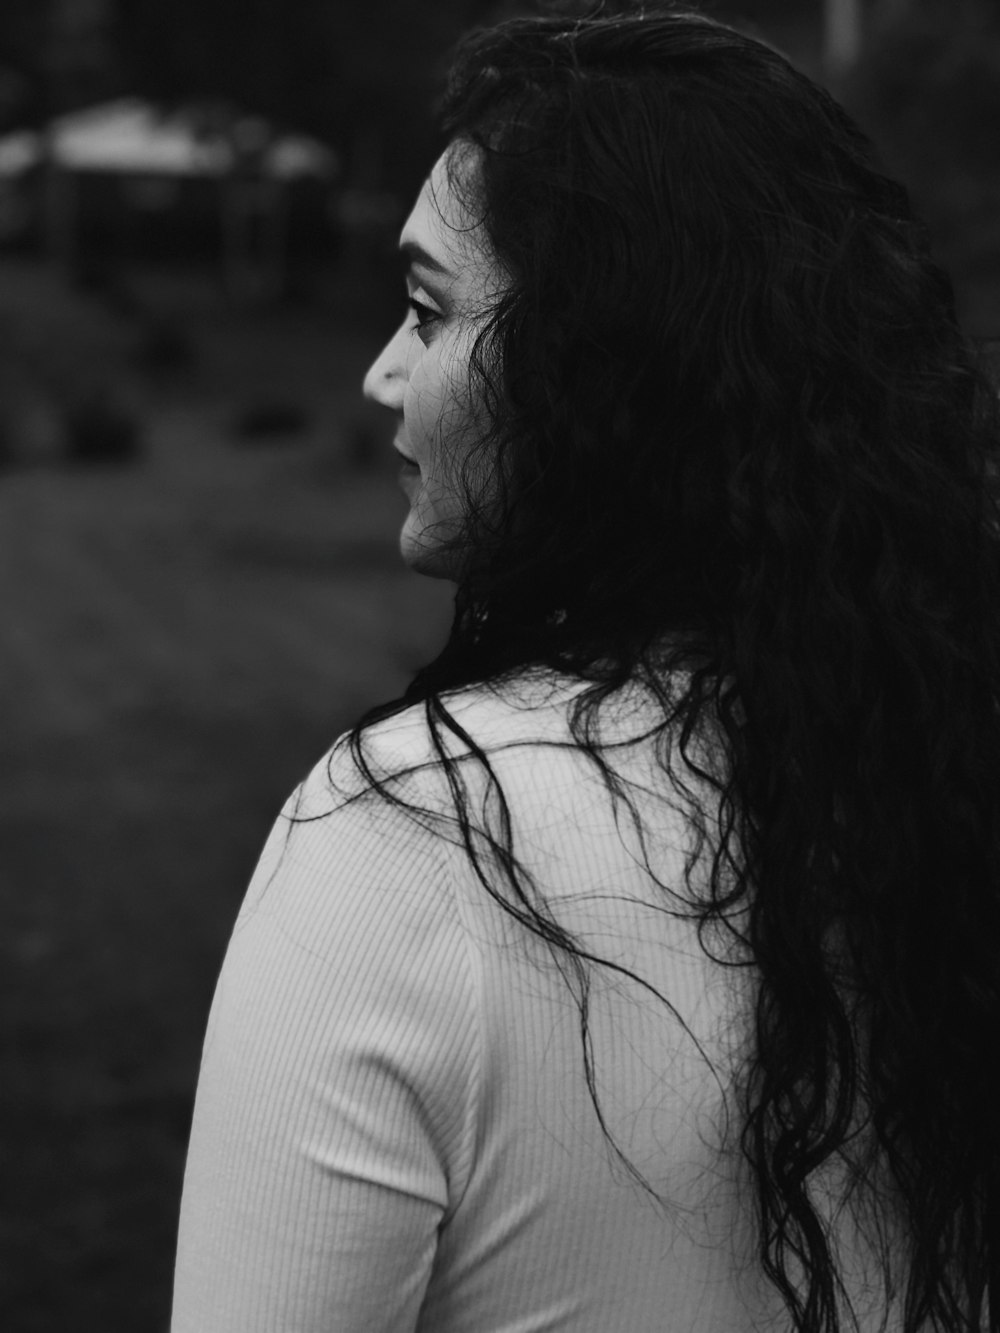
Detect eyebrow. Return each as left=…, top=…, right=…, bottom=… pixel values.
left=399, top=239, right=454, bottom=279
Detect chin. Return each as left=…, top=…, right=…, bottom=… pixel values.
left=400, top=510, right=464, bottom=580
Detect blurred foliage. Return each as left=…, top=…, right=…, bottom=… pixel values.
left=0, top=1, right=47, bottom=126
left=0, top=0, right=119, bottom=120
left=0, top=0, right=496, bottom=189
left=838, top=0, right=1000, bottom=286
left=109, top=0, right=497, bottom=196
left=63, top=386, right=142, bottom=464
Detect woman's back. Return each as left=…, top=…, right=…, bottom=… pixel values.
left=174, top=671, right=898, bottom=1331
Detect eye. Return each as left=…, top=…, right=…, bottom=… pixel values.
left=407, top=297, right=441, bottom=337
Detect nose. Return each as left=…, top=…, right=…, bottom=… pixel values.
left=362, top=321, right=408, bottom=411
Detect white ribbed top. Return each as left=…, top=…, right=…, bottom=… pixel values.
left=171, top=672, right=798, bottom=1332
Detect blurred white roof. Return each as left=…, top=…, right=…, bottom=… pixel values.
left=0, top=99, right=339, bottom=179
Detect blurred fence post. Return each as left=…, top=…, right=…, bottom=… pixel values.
left=42, top=134, right=77, bottom=274
left=220, top=115, right=288, bottom=305
left=221, top=175, right=288, bottom=304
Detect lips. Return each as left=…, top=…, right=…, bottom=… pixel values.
left=393, top=441, right=419, bottom=467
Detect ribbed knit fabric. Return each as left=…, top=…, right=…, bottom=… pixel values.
left=170, top=672, right=798, bottom=1331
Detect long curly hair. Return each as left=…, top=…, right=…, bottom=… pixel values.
left=345, top=4, right=1000, bottom=1328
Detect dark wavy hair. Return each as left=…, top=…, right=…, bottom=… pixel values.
left=343, top=3, right=1000, bottom=1329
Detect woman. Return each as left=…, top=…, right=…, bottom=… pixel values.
left=171, top=5, right=1000, bottom=1331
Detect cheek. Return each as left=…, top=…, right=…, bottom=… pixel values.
left=404, top=341, right=473, bottom=468
left=403, top=366, right=443, bottom=445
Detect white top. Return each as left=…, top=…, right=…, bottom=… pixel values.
left=171, top=672, right=821, bottom=1332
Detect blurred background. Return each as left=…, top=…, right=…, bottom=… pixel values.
left=1, top=1, right=997, bottom=1328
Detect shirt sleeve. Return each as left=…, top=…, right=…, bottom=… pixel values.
left=170, top=749, right=482, bottom=1333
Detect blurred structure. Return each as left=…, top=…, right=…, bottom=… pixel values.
left=836, top=0, right=1000, bottom=335
left=0, top=99, right=340, bottom=301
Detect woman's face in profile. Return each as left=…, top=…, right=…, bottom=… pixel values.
left=363, top=148, right=502, bottom=578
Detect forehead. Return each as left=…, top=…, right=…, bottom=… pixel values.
left=399, top=147, right=499, bottom=298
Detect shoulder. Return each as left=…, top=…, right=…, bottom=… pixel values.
left=296, top=670, right=589, bottom=817
left=232, top=673, right=597, bottom=957
left=353, top=669, right=586, bottom=766
left=284, top=668, right=693, bottom=860
left=223, top=675, right=602, bottom=1055
left=250, top=668, right=698, bottom=953
left=223, top=713, right=490, bottom=1087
